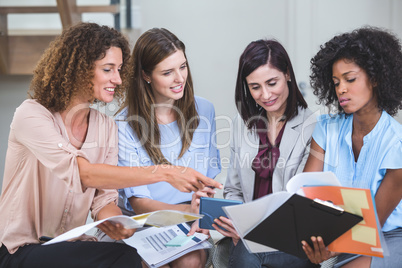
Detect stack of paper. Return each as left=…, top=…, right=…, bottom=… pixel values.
left=124, top=223, right=211, bottom=268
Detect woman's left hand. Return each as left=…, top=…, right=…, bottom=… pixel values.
left=212, top=216, right=241, bottom=246
left=301, top=236, right=339, bottom=265
left=187, top=220, right=210, bottom=237
left=97, top=221, right=136, bottom=241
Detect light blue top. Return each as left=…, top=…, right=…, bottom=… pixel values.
left=313, top=111, right=402, bottom=232
left=116, top=96, right=221, bottom=213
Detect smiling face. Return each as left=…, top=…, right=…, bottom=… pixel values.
left=332, top=59, right=377, bottom=114
left=144, top=49, right=188, bottom=105
left=92, top=46, right=123, bottom=103
left=246, top=63, right=289, bottom=118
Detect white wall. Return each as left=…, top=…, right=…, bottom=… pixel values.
left=1, top=0, right=401, bottom=192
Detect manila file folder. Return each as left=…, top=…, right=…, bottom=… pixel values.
left=243, top=194, right=363, bottom=259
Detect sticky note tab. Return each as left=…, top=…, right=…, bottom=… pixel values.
left=351, top=225, right=377, bottom=246
left=165, top=235, right=194, bottom=247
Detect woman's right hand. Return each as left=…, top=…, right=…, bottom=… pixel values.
left=212, top=216, right=241, bottom=246
left=302, top=236, right=339, bottom=265
left=160, top=165, right=222, bottom=193
left=190, top=186, right=216, bottom=213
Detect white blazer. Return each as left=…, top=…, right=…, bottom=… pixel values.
left=224, top=107, right=317, bottom=203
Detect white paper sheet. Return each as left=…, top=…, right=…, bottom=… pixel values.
left=43, top=215, right=138, bottom=245
left=43, top=210, right=202, bottom=245
left=223, top=192, right=293, bottom=253
left=124, top=223, right=210, bottom=268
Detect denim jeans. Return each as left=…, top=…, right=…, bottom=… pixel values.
left=335, top=228, right=402, bottom=268
left=228, top=239, right=318, bottom=268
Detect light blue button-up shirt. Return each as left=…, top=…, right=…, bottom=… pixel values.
left=313, top=111, right=402, bottom=232
left=115, top=96, right=221, bottom=213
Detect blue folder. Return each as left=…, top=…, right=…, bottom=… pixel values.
left=199, top=197, right=242, bottom=230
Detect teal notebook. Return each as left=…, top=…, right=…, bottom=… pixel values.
left=199, top=197, right=242, bottom=230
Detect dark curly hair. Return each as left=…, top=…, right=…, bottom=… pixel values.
left=310, top=26, right=402, bottom=116
left=29, top=22, right=131, bottom=112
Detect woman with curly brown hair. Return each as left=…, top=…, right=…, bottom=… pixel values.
left=303, top=26, right=402, bottom=267
left=0, top=22, right=220, bottom=268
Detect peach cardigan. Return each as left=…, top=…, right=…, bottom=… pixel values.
left=0, top=100, right=118, bottom=254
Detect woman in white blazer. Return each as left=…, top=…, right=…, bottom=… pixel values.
left=224, top=106, right=316, bottom=203
left=213, top=39, right=317, bottom=268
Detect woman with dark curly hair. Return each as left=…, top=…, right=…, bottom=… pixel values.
left=303, top=26, right=402, bottom=267
left=0, top=22, right=220, bottom=268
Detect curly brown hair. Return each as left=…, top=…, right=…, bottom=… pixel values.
left=29, top=22, right=131, bottom=112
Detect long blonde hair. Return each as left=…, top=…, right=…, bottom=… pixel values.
left=121, top=28, right=199, bottom=164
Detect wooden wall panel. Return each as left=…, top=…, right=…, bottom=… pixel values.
left=8, top=35, right=56, bottom=75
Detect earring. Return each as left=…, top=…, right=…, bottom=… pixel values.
left=147, top=81, right=150, bottom=84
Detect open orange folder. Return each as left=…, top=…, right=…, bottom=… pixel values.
left=302, top=186, right=383, bottom=257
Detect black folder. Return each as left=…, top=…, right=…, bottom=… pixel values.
left=244, top=194, right=363, bottom=259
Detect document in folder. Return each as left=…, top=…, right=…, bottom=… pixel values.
left=225, top=193, right=363, bottom=259
left=302, top=186, right=384, bottom=257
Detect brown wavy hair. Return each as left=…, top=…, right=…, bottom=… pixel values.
left=120, top=28, right=199, bottom=165
left=29, top=22, right=131, bottom=112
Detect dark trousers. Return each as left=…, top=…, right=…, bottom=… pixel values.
left=228, top=239, right=318, bottom=268
left=0, top=241, right=141, bottom=268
